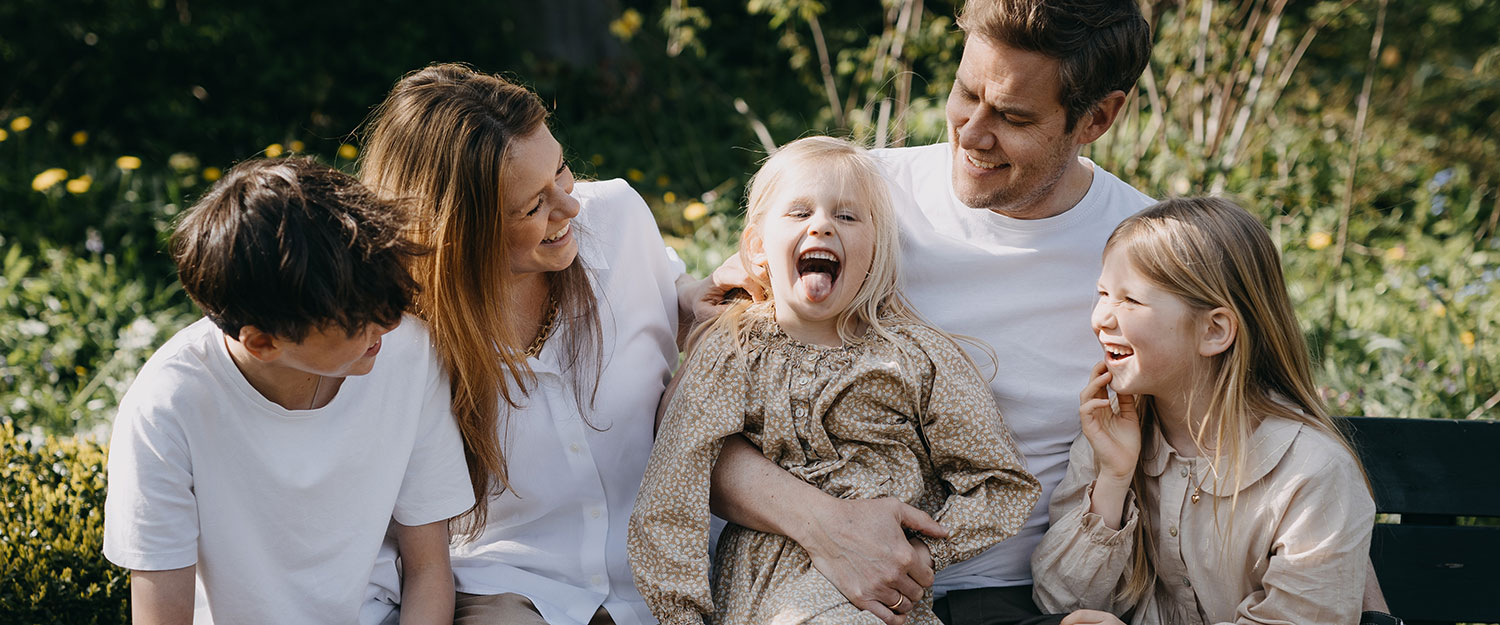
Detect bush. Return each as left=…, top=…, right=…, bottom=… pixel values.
left=0, top=423, right=128, bottom=623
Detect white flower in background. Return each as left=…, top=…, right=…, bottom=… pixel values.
left=17, top=319, right=48, bottom=336
left=118, top=317, right=158, bottom=353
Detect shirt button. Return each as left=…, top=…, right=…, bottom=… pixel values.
left=570, top=443, right=581, bottom=453
left=590, top=508, right=601, bottom=519
left=1183, top=577, right=1192, bottom=588
left=1179, top=467, right=1188, bottom=478
left=794, top=405, right=808, bottom=418
left=1169, top=526, right=1178, bottom=537
left=591, top=575, right=604, bottom=586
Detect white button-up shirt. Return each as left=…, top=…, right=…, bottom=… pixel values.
left=451, top=179, right=682, bottom=625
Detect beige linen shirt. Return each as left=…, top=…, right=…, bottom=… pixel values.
left=1031, top=415, right=1375, bottom=625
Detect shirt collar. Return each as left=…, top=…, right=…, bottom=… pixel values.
left=1138, top=415, right=1303, bottom=497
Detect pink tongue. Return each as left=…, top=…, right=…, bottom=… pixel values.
left=800, top=272, right=833, bottom=302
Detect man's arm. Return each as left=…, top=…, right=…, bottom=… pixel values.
left=710, top=434, right=945, bottom=625
left=394, top=520, right=455, bottom=625
left=131, top=565, right=196, bottom=625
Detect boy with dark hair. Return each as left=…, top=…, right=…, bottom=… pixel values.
left=103, top=158, right=473, bottom=625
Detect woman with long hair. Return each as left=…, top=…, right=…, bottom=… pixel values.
left=360, top=63, right=683, bottom=625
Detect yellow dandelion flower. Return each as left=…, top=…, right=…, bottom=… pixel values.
left=684, top=201, right=709, bottom=221
left=168, top=152, right=199, bottom=172
left=1383, top=246, right=1405, bottom=262
left=591, top=154, right=604, bottom=166
left=32, top=168, right=68, bottom=191
left=75, top=365, right=87, bottom=376
left=1460, top=331, right=1476, bottom=349
left=0, top=128, right=7, bottom=142
left=1307, top=231, right=1332, bottom=250
left=338, top=144, right=358, bottom=160
left=203, top=166, right=223, bottom=182
left=1432, top=303, right=1447, bottom=318
left=609, top=8, right=644, bottom=40
left=289, top=140, right=306, bottom=153
left=71, top=131, right=88, bottom=146
left=66, top=175, right=93, bottom=194
left=656, top=174, right=670, bottom=187
left=116, top=155, right=142, bottom=170
left=10, top=116, right=32, bottom=132
left=627, top=168, right=645, bottom=182
left=265, top=143, right=284, bottom=158
left=663, top=191, right=677, bottom=204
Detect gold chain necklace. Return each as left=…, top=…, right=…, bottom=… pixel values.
left=524, top=297, right=559, bottom=358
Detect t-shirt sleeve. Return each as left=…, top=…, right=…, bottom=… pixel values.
left=391, top=360, right=476, bottom=527
left=102, top=400, right=201, bottom=571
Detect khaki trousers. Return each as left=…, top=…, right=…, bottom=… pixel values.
left=454, top=592, right=613, bottom=625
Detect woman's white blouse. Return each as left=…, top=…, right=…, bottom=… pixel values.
left=450, top=179, right=683, bottom=625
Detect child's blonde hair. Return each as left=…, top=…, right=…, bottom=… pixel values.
left=1105, top=196, right=1368, bottom=601
left=705, top=136, right=919, bottom=350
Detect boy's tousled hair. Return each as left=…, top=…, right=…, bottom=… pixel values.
left=171, top=157, right=423, bottom=342
left=1104, top=196, right=1368, bottom=603
left=957, top=0, right=1152, bottom=131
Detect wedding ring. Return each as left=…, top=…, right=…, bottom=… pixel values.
left=887, top=595, right=907, bottom=610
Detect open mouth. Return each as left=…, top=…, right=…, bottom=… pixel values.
left=542, top=222, right=571, bottom=244
left=965, top=152, right=1006, bottom=171
left=1102, top=343, right=1134, bottom=362
left=796, top=249, right=841, bottom=303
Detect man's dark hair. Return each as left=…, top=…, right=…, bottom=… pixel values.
left=958, top=0, right=1152, bottom=131
left=171, top=158, right=424, bottom=342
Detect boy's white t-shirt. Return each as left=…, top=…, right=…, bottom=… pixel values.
left=872, top=143, right=1154, bottom=593
left=103, top=315, right=474, bottom=625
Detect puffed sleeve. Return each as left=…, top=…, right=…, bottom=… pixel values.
left=1030, top=434, right=1141, bottom=615
left=900, top=325, right=1042, bottom=570
left=1222, top=448, right=1374, bottom=625
left=627, top=326, right=753, bottom=625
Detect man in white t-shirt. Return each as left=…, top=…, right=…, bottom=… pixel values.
left=698, top=2, right=1153, bottom=624
left=103, top=159, right=474, bottom=625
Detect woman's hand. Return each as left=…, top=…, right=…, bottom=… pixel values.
left=1079, top=361, right=1140, bottom=529
left=1061, top=609, right=1127, bottom=625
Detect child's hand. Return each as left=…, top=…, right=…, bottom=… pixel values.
left=1061, top=609, right=1127, bottom=625
left=1079, top=361, right=1141, bottom=486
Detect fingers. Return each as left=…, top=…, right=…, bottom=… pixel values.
left=894, top=503, right=948, bottom=539
left=1080, top=362, right=1112, bottom=403
left=856, top=601, right=906, bottom=625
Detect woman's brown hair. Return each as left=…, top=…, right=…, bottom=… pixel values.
left=360, top=63, right=602, bottom=537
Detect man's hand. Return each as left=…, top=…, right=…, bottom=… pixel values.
left=800, top=497, right=947, bottom=625
left=1061, top=609, right=1127, bottom=625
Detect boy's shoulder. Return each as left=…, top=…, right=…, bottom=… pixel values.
left=124, top=317, right=234, bottom=401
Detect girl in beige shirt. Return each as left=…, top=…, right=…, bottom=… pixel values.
left=1031, top=197, right=1375, bottom=625
left=627, top=136, right=1040, bottom=625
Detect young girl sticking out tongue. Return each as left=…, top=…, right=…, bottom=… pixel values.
left=1031, top=197, right=1376, bottom=625
left=628, top=136, right=1041, bottom=625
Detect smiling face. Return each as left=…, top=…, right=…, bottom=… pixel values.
left=501, top=125, right=580, bottom=277
left=946, top=35, right=1090, bottom=219
left=1091, top=246, right=1213, bottom=399
left=749, top=168, right=877, bottom=345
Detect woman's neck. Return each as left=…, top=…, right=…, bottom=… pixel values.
left=507, top=272, right=553, bottom=350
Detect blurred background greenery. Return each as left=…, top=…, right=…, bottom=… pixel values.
left=2, top=0, right=1497, bottom=434
left=1, top=0, right=1497, bottom=617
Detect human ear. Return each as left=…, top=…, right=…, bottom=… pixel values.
left=1074, top=90, right=1128, bottom=145
left=1198, top=307, right=1236, bottom=357
left=741, top=225, right=768, bottom=268
left=235, top=326, right=283, bottom=362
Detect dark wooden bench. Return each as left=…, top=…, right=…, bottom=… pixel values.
left=1340, top=416, right=1500, bottom=625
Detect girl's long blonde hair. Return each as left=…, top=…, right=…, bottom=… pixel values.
left=697, top=136, right=920, bottom=351
left=1106, top=197, right=1367, bottom=602
left=359, top=63, right=603, bottom=538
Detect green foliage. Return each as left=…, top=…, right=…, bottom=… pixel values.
left=0, top=242, right=196, bottom=435
left=0, top=423, right=128, bottom=623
